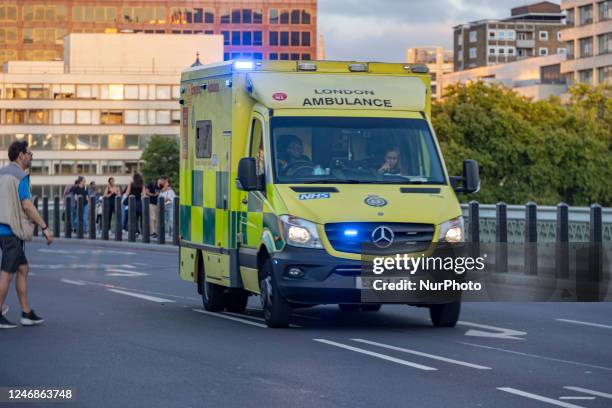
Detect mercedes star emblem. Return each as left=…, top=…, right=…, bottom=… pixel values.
left=371, top=226, right=394, bottom=249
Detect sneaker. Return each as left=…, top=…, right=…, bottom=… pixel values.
left=21, top=310, right=44, bottom=326
left=0, top=315, right=17, bottom=329
left=1, top=304, right=7, bottom=316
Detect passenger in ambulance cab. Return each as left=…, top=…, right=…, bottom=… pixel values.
left=377, top=147, right=403, bottom=175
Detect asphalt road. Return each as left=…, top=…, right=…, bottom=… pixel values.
left=1, top=240, right=611, bottom=408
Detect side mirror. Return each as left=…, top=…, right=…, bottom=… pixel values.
left=452, top=160, right=480, bottom=194
left=236, top=158, right=263, bottom=191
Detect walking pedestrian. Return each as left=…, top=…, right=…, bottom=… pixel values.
left=158, top=176, right=176, bottom=237
left=103, top=177, right=120, bottom=231
left=0, top=140, right=53, bottom=329
left=146, top=179, right=160, bottom=238
left=123, top=173, right=145, bottom=234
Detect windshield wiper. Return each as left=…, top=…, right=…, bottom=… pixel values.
left=299, top=179, right=362, bottom=184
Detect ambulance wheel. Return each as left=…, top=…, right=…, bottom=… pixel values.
left=338, top=304, right=360, bottom=312
left=429, top=302, right=461, bottom=327
left=200, top=267, right=224, bottom=312
left=224, top=291, right=249, bottom=313
left=361, top=304, right=382, bottom=312
left=260, top=259, right=290, bottom=328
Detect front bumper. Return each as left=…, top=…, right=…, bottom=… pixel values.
left=270, top=246, right=366, bottom=305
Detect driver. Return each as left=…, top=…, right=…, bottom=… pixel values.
left=277, top=135, right=311, bottom=173
left=377, top=147, right=403, bottom=175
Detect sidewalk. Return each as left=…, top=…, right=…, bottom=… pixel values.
left=32, top=235, right=178, bottom=253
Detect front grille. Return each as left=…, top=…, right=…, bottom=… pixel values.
left=325, top=222, right=435, bottom=255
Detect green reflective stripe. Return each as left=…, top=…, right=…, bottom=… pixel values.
left=203, top=207, right=216, bottom=245
left=192, top=170, right=203, bottom=206
left=180, top=205, right=191, bottom=241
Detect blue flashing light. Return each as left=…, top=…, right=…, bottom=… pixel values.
left=344, top=229, right=358, bottom=237
left=234, top=61, right=255, bottom=70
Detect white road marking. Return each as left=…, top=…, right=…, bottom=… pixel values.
left=223, top=311, right=301, bottom=328
left=37, top=248, right=135, bottom=255
left=556, top=319, right=612, bottom=330
left=60, top=279, right=86, bottom=286
left=559, top=397, right=596, bottom=401
left=107, top=289, right=175, bottom=303
left=352, top=338, right=491, bottom=370
left=313, top=339, right=437, bottom=371
left=497, top=388, right=586, bottom=408
left=105, top=268, right=149, bottom=277
left=193, top=309, right=267, bottom=328
left=564, top=386, right=612, bottom=399
left=458, top=321, right=526, bottom=340
left=69, top=279, right=199, bottom=301
left=461, top=342, right=612, bottom=371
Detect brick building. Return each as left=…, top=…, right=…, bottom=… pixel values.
left=0, top=0, right=317, bottom=65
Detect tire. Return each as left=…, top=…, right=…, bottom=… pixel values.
left=200, top=263, right=224, bottom=312
left=224, top=291, right=249, bottom=313
left=260, top=259, right=291, bottom=328
left=429, top=302, right=461, bottom=327
left=338, top=304, right=360, bottom=312
left=361, top=304, right=382, bottom=312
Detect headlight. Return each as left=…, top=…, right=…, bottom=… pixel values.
left=438, top=216, right=464, bottom=243
left=279, top=215, right=323, bottom=249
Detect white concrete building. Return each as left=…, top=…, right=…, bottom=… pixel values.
left=440, top=53, right=568, bottom=100
left=0, top=33, right=223, bottom=197
left=561, top=0, right=612, bottom=85
left=406, top=46, right=453, bottom=99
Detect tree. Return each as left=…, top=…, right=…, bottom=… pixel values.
left=140, top=135, right=180, bottom=194
left=432, top=82, right=612, bottom=206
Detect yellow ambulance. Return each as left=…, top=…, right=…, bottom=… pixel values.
left=178, top=60, right=479, bottom=328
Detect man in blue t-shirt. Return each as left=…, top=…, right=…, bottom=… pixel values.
left=0, top=141, right=53, bottom=329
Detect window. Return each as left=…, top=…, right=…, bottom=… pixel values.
left=301, top=10, right=311, bottom=24
left=291, top=53, right=300, bottom=60
left=270, top=9, right=279, bottom=24
left=171, top=110, right=181, bottom=124
left=488, top=30, right=496, bottom=39
left=231, top=9, right=241, bottom=24
left=469, top=47, right=477, bottom=59
left=579, top=69, right=593, bottom=84
left=566, top=8, right=575, bottom=26
left=101, top=85, right=124, bottom=100
left=253, top=10, right=262, bottom=24
left=254, top=31, right=263, bottom=46
left=489, top=48, right=496, bottom=55
left=291, top=31, right=300, bottom=46
left=28, top=84, right=50, bottom=99
left=507, top=30, right=515, bottom=40
left=243, top=31, right=252, bottom=45
left=557, top=48, right=566, bottom=54
left=76, top=110, right=91, bottom=124
left=301, top=32, right=311, bottom=47
left=499, top=48, right=505, bottom=54
left=598, top=65, right=612, bottom=84
left=0, top=5, right=17, bottom=21
left=557, top=31, right=562, bottom=41
left=0, top=28, right=17, bottom=44
left=457, top=32, right=463, bottom=46
left=232, top=31, right=241, bottom=45
left=269, top=31, right=278, bottom=46
left=156, top=110, right=170, bottom=124
left=508, top=47, right=515, bottom=55
left=600, top=1, right=612, bottom=21
left=539, top=47, right=548, bottom=56
left=60, top=110, right=75, bottom=124
left=498, top=30, right=506, bottom=40
left=539, top=31, right=548, bottom=41
left=579, top=37, right=593, bottom=58
left=566, top=40, right=575, bottom=59
left=518, top=32, right=527, bottom=40
left=280, top=53, right=289, bottom=60
left=222, top=31, right=230, bottom=45
left=224, top=52, right=230, bottom=61
left=243, top=9, right=252, bottom=24
left=280, top=10, right=289, bottom=24
left=102, top=160, right=123, bottom=174
left=580, top=4, right=593, bottom=25
left=301, top=53, right=311, bottom=60
left=205, top=10, right=214, bottom=23
left=598, top=33, right=612, bottom=55
left=172, top=86, right=180, bottom=99
left=469, top=31, right=477, bottom=43
left=196, top=121, right=213, bottom=158
left=220, top=9, right=230, bottom=24
left=101, top=111, right=123, bottom=125
left=291, top=10, right=300, bottom=24
left=194, top=8, right=203, bottom=23
left=156, top=85, right=171, bottom=100
left=254, top=52, right=263, bottom=60
left=250, top=118, right=265, bottom=175
left=124, top=110, right=138, bottom=125
left=269, top=53, right=278, bottom=60
left=124, top=85, right=139, bottom=99
left=280, top=32, right=289, bottom=46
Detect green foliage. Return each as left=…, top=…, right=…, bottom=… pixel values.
left=140, top=135, right=180, bottom=194
left=432, top=82, right=612, bottom=206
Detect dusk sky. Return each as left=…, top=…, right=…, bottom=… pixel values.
left=318, top=0, right=560, bottom=62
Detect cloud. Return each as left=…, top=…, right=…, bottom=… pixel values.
left=318, top=0, right=555, bottom=61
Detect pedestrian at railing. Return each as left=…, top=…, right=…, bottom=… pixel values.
left=123, top=173, right=145, bottom=236
left=103, top=177, right=120, bottom=231
left=146, top=179, right=160, bottom=239
left=70, top=176, right=89, bottom=234
left=158, top=175, right=176, bottom=238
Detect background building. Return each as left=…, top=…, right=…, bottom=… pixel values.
left=406, top=46, right=453, bottom=99
left=0, top=33, right=223, bottom=197
left=453, top=1, right=565, bottom=71
left=561, top=0, right=612, bottom=85
left=441, top=53, right=568, bottom=100
left=0, top=0, right=317, bottom=65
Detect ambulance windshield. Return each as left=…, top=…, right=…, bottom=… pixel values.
left=271, top=117, right=446, bottom=185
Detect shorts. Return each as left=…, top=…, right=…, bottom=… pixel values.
left=0, top=236, right=28, bottom=273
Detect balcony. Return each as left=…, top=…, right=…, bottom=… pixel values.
left=516, top=39, right=535, bottom=48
